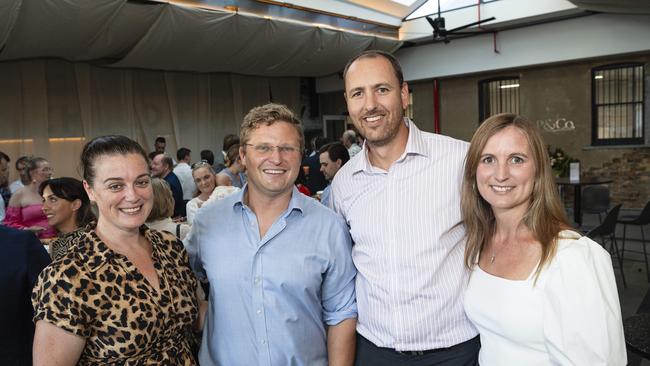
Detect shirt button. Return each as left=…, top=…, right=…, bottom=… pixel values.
left=254, top=277, right=260, bottom=284
left=261, top=339, right=266, bottom=345
left=256, top=309, right=262, bottom=315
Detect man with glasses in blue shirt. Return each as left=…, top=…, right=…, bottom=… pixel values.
left=186, top=103, right=358, bottom=366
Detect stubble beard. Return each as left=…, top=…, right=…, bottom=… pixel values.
left=358, top=113, right=404, bottom=148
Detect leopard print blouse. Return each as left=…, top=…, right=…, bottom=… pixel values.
left=32, top=225, right=198, bottom=365
left=49, top=227, right=86, bottom=261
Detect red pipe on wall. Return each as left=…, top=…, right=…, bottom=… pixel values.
left=433, top=79, right=440, bottom=134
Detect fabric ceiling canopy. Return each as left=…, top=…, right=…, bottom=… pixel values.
left=567, top=0, right=650, bottom=14
left=0, top=0, right=402, bottom=77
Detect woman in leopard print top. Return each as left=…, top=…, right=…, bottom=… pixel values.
left=32, top=135, right=199, bottom=365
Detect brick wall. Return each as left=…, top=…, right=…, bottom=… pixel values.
left=583, top=149, right=650, bottom=209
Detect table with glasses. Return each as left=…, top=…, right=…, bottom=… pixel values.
left=555, top=177, right=613, bottom=226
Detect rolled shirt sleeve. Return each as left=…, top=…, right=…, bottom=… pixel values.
left=321, top=215, right=357, bottom=325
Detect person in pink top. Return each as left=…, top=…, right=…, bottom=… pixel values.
left=3, top=156, right=56, bottom=239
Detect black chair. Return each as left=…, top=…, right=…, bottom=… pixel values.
left=581, top=185, right=610, bottom=224
left=618, top=200, right=650, bottom=282
left=587, top=204, right=626, bottom=288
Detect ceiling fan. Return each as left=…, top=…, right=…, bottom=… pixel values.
left=425, top=0, right=496, bottom=43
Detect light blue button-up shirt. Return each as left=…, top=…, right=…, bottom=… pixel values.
left=185, top=186, right=357, bottom=366
left=320, top=184, right=332, bottom=208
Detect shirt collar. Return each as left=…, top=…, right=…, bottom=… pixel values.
left=350, top=118, right=429, bottom=174
left=233, top=184, right=305, bottom=217
left=286, top=186, right=306, bottom=216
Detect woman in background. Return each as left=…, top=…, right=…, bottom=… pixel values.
left=147, top=178, right=190, bottom=240
left=186, top=161, right=217, bottom=225
left=32, top=135, right=198, bottom=365
left=40, top=177, right=95, bottom=260
left=462, top=113, right=625, bottom=365
left=3, top=156, right=56, bottom=239
left=216, top=144, right=246, bottom=188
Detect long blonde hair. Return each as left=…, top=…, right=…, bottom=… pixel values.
left=461, top=113, right=570, bottom=278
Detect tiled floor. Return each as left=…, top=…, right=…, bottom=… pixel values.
left=577, top=209, right=649, bottom=365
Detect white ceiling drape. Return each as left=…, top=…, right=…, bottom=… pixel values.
left=0, top=58, right=302, bottom=180
left=0, top=0, right=401, bottom=77
left=568, top=0, right=650, bottom=14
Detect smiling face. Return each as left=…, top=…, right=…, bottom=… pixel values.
left=476, top=126, right=536, bottom=218
left=42, top=185, right=79, bottom=231
left=240, top=121, right=302, bottom=201
left=192, top=166, right=216, bottom=196
left=150, top=154, right=166, bottom=178
left=84, top=153, right=153, bottom=235
left=344, top=55, right=409, bottom=148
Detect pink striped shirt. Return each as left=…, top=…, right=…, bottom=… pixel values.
left=331, top=119, right=477, bottom=351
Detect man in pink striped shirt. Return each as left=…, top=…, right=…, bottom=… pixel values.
left=331, top=50, right=479, bottom=366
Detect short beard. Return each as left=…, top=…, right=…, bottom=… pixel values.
left=365, top=118, right=404, bottom=147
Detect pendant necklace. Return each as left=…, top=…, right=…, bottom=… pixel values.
left=489, top=240, right=511, bottom=265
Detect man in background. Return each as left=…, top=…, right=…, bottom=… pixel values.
left=151, top=153, right=185, bottom=218
left=149, top=136, right=167, bottom=160
left=200, top=149, right=215, bottom=167
left=173, top=148, right=196, bottom=205
left=0, top=225, right=51, bottom=365
left=303, top=135, right=328, bottom=194
left=318, top=143, right=349, bottom=207
left=9, top=156, right=29, bottom=194
left=341, top=130, right=361, bottom=158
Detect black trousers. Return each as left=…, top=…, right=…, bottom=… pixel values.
left=355, top=333, right=480, bottom=366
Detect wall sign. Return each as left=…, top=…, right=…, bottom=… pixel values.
left=536, top=118, right=576, bottom=133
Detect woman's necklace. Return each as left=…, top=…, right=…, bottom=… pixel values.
left=489, top=240, right=511, bottom=265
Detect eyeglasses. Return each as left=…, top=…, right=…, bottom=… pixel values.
left=191, top=160, right=211, bottom=169
left=244, top=144, right=300, bottom=155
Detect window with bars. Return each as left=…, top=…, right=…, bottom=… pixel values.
left=478, top=77, right=520, bottom=123
left=592, top=63, right=644, bottom=145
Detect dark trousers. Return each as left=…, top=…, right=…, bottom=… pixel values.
left=355, top=333, right=480, bottom=366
